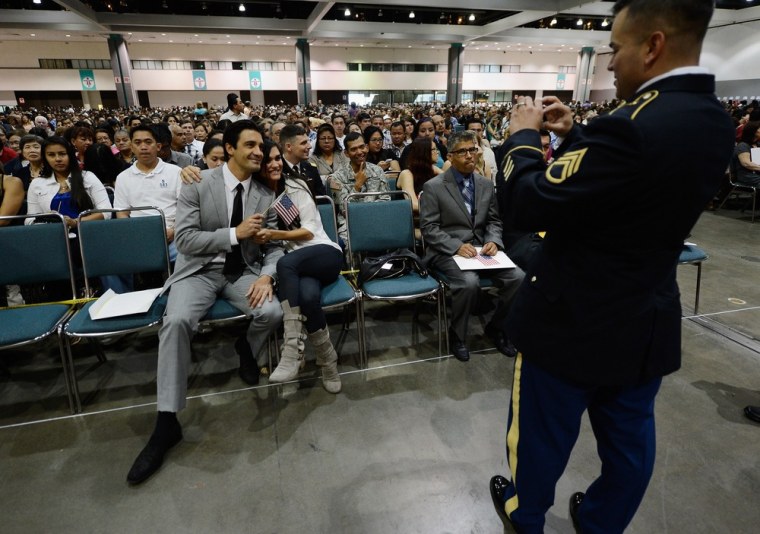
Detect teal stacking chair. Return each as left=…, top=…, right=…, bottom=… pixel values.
left=315, top=195, right=364, bottom=365
left=0, top=213, right=79, bottom=412
left=678, top=243, right=708, bottom=315
left=345, top=191, right=444, bottom=365
left=62, top=207, right=170, bottom=412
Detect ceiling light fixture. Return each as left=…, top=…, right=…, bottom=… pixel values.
left=550, top=17, right=557, bottom=26
left=409, top=11, right=415, bottom=19
left=344, top=7, right=350, bottom=17
left=469, top=13, right=475, bottom=22
left=33, top=0, right=41, bottom=4
left=239, top=3, right=245, bottom=12
left=576, top=18, right=583, bottom=26
left=601, top=18, right=609, bottom=27
left=378, top=9, right=383, bottom=17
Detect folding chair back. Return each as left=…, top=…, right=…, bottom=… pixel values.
left=77, top=207, right=170, bottom=280
left=346, top=192, right=414, bottom=256
left=0, top=214, right=75, bottom=292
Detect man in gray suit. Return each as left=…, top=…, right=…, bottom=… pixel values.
left=127, top=120, right=284, bottom=485
left=420, top=130, right=524, bottom=362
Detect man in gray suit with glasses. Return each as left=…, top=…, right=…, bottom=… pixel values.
left=420, top=130, right=524, bottom=362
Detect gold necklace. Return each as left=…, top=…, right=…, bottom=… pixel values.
left=57, top=178, right=70, bottom=192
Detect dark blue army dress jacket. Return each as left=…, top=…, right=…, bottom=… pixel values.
left=495, top=74, right=734, bottom=387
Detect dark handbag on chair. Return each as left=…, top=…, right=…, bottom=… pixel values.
left=359, top=248, right=428, bottom=283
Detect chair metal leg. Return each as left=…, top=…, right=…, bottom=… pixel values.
left=694, top=262, right=702, bottom=315
left=356, top=297, right=367, bottom=369
left=752, top=190, right=757, bottom=224
left=57, top=325, right=81, bottom=414
left=718, top=186, right=735, bottom=211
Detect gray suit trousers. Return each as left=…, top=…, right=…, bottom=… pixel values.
left=430, top=255, right=525, bottom=342
left=157, top=264, right=283, bottom=413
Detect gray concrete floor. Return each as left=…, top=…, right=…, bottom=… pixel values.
left=2, top=205, right=760, bottom=533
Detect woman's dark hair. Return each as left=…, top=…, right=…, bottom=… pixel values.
left=253, top=140, right=284, bottom=193
left=202, top=138, right=224, bottom=157
left=363, top=126, right=388, bottom=165
left=411, top=117, right=434, bottom=140
left=313, top=123, right=339, bottom=157
left=83, top=143, right=125, bottom=186
left=66, top=125, right=94, bottom=144
left=41, top=136, right=94, bottom=212
left=407, top=138, right=436, bottom=194
left=216, top=119, right=232, bottom=132
left=28, top=126, right=50, bottom=139
left=741, top=121, right=760, bottom=146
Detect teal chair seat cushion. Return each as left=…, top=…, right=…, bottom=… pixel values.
left=321, top=276, right=356, bottom=307
left=202, top=298, right=247, bottom=321
left=0, top=304, right=72, bottom=345
left=679, top=245, right=707, bottom=263
left=64, top=295, right=168, bottom=335
left=362, top=273, right=439, bottom=299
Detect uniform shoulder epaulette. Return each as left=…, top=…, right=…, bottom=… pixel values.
left=608, top=90, right=659, bottom=120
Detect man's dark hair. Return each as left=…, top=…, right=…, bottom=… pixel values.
left=463, top=115, right=484, bottom=130
left=131, top=124, right=157, bottom=140
left=740, top=121, right=760, bottom=146
left=150, top=123, right=171, bottom=145
left=331, top=113, right=345, bottom=123
left=356, top=112, right=371, bottom=123
left=226, top=92, right=240, bottom=110
left=222, top=120, right=262, bottom=161
left=279, top=124, right=306, bottom=147
left=390, top=121, right=404, bottom=130
left=343, top=131, right=363, bottom=150
left=612, top=0, right=714, bottom=43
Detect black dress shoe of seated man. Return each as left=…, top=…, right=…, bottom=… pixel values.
left=489, top=475, right=517, bottom=533
left=449, top=329, right=470, bottom=361
left=569, top=491, right=585, bottom=534
left=485, top=322, right=517, bottom=358
left=127, top=412, right=182, bottom=485
left=744, top=405, right=760, bottom=423
left=235, top=335, right=261, bottom=386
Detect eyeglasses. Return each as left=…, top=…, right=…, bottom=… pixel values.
left=318, top=137, right=335, bottom=142
left=450, top=147, right=479, bottom=157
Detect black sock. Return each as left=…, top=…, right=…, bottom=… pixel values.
left=149, top=411, right=180, bottom=447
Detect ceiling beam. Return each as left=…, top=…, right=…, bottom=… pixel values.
left=473, top=10, right=554, bottom=41
left=306, top=2, right=334, bottom=35
left=308, top=19, right=481, bottom=42
left=50, top=0, right=108, bottom=31
left=0, top=9, right=105, bottom=32
left=284, top=0, right=595, bottom=11
left=98, top=13, right=306, bottom=33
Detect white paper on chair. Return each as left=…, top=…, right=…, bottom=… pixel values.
left=752, top=148, right=760, bottom=163
left=453, top=247, right=517, bottom=270
left=88, top=288, right=162, bottom=320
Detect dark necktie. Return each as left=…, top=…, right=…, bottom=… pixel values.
left=223, top=183, right=244, bottom=277
left=462, top=177, right=474, bottom=217
left=292, top=163, right=301, bottom=175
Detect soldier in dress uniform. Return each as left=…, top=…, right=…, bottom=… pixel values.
left=488, top=1, right=734, bottom=533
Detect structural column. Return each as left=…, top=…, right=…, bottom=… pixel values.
left=295, top=39, right=312, bottom=106
left=574, top=46, right=595, bottom=103
left=108, top=34, right=138, bottom=108
left=447, top=43, right=464, bottom=105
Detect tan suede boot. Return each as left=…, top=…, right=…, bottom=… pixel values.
left=268, top=301, right=306, bottom=383
left=308, top=327, right=342, bottom=394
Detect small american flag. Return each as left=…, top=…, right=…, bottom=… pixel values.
left=273, top=193, right=300, bottom=226
left=476, top=254, right=499, bottom=266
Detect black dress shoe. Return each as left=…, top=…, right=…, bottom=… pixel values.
left=235, top=336, right=260, bottom=386
left=485, top=323, right=517, bottom=358
left=449, top=330, right=470, bottom=362
left=489, top=475, right=516, bottom=532
left=127, top=424, right=182, bottom=485
left=569, top=491, right=585, bottom=533
left=744, top=405, right=760, bottom=423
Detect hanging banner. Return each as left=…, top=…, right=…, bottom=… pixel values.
left=556, top=73, right=566, bottom=90
left=249, top=71, right=263, bottom=91
left=80, top=69, right=97, bottom=91
left=192, top=70, right=207, bottom=91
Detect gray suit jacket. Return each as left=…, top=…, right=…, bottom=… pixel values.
left=162, top=166, right=284, bottom=292
left=419, top=168, right=503, bottom=261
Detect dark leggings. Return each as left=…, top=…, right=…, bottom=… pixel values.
left=276, top=244, right=343, bottom=333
